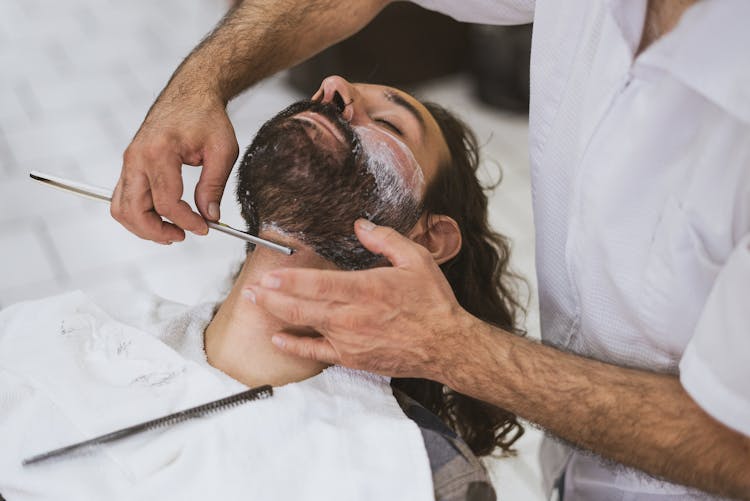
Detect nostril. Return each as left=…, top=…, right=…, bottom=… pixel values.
left=332, top=91, right=346, bottom=113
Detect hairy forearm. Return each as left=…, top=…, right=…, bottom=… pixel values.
left=162, top=0, right=390, bottom=105
left=443, top=316, right=750, bottom=499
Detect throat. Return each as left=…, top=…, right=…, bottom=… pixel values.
left=204, top=299, right=326, bottom=388
left=203, top=236, right=334, bottom=387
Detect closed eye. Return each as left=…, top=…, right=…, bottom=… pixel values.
left=375, top=118, right=403, bottom=136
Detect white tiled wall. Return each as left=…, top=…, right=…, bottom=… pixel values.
left=0, top=0, right=543, bottom=498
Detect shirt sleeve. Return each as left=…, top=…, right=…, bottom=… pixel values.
left=679, top=234, right=750, bottom=437
left=408, top=0, right=535, bottom=25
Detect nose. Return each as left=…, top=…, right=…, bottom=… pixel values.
left=311, top=75, right=362, bottom=122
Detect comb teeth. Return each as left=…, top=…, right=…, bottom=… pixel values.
left=149, top=386, right=273, bottom=430
left=23, top=385, right=273, bottom=466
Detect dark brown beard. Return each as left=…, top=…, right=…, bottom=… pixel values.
left=236, top=100, right=422, bottom=270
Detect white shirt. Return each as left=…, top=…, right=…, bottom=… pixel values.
left=411, top=0, right=750, bottom=499
left=0, top=290, right=434, bottom=501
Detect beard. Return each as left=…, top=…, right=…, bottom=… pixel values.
left=236, top=99, right=423, bottom=270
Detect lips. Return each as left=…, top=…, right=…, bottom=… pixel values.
left=293, top=111, right=347, bottom=146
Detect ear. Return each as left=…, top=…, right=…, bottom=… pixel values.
left=408, top=214, right=462, bottom=265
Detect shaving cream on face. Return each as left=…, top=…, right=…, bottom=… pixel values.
left=255, top=127, right=424, bottom=252
left=237, top=104, right=426, bottom=269
left=353, top=125, right=425, bottom=197
left=260, top=222, right=306, bottom=242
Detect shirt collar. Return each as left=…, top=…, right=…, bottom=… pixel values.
left=635, top=0, right=750, bottom=124
left=606, top=0, right=648, bottom=57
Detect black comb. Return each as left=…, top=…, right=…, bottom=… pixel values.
left=23, top=385, right=273, bottom=466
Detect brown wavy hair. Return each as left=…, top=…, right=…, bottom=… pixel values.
left=391, top=101, right=526, bottom=457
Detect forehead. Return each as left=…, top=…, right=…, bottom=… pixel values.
left=352, top=83, right=451, bottom=179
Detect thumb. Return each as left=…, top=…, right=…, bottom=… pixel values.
left=195, top=140, right=238, bottom=221
left=354, top=219, right=425, bottom=268
left=272, top=334, right=341, bottom=365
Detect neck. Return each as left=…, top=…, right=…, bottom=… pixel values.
left=204, top=232, right=335, bottom=387
left=637, top=0, right=698, bottom=55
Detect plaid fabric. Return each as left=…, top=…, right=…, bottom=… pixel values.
left=393, top=389, right=497, bottom=501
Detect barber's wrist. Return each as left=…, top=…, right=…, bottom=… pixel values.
left=438, top=312, right=513, bottom=399
left=163, top=76, right=226, bottom=109
left=155, top=54, right=229, bottom=109
left=432, top=311, right=492, bottom=388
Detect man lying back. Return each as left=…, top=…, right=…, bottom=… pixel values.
left=0, top=76, right=524, bottom=500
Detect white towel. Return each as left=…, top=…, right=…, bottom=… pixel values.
left=0, top=290, right=434, bottom=501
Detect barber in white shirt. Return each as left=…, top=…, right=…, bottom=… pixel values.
left=112, top=0, right=750, bottom=499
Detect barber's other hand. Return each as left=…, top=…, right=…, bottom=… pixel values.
left=112, top=91, right=239, bottom=244
left=247, top=219, right=476, bottom=379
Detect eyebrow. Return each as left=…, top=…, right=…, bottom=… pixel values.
left=384, top=90, right=426, bottom=139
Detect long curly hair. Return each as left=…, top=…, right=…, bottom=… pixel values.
left=391, top=101, right=526, bottom=457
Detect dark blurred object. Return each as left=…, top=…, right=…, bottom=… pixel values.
left=282, top=3, right=532, bottom=112
left=469, top=24, right=531, bottom=112
left=287, top=3, right=469, bottom=92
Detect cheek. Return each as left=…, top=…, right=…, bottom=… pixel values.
left=353, top=125, right=425, bottom=194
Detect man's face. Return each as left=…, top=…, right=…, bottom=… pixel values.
left=305, top=78, right=450, bottom=194
left=236, top=77, right=450, bottom=270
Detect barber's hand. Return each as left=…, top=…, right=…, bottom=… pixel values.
left=247, top=219, right=477, bottom=379
left=111, top=91, right=239, bottom=244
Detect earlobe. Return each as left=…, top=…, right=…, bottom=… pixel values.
left=409, top=215, right=462, bottom=264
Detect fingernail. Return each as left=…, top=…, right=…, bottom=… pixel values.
left=357, top=219, right=376, bottom=231
left=242, top=288, right=256, bottom=303
left=260, top=274, right=281, bottom=289
left=271, top=336, right=285, bottom=349
left=208, top=202, right=220, bottom=220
